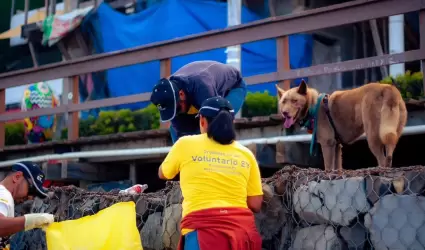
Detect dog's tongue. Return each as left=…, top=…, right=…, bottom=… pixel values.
left=284, top=117, right=294, bottom=128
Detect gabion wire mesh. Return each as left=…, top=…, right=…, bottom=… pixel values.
left=9, top=165, right=425, bottom=250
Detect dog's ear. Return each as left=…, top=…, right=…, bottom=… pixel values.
left=276, top=84, right=285, bottom=99
left=297, top=79, right=308, bottom=95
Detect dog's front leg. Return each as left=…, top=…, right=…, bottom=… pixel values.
left=334, top=144, right=343, bottom=171
left=321, top=144, right=336, bottom=172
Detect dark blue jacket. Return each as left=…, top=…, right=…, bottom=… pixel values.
left=169, top=60, right=243, bottom=139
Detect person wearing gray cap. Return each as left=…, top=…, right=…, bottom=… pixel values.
left=0, top=161, right=54, bottom=249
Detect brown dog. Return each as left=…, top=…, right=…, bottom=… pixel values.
left=276, top=80, right=407, bottom=171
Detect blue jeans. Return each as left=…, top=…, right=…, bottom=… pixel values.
left=169, top=80, right=247, bottom=144
left=184, top=231, right=200, bottom=250
left=225, top=79, right=247, bottom=115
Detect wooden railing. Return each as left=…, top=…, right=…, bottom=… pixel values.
left=0, top=0, right=424, bottom=148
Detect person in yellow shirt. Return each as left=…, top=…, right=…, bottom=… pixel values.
left=159, top=96, right=263, bottom=250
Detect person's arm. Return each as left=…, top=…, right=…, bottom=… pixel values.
left=0, top=214, right=25, bottom=237
left=158, top=137, right=186, bottom=180
left=246, top=156, right=264, bottom=213
left=0, top=202, right=53, bottom=237
left=0, top=199, right=24, bottom=237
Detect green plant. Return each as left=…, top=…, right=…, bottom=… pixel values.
left=380, top=71, right=424, bottom=99
left=5, top=122, right=26, bottom=146
left=133, top=103, right=160, bottom=130
left=242, top=91, right=278, bottom=118
left=60, top=103, right=160, bottom=139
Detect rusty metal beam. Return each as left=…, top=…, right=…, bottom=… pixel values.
left=67, top=76, right=79, bottom=141
left=0, top=48, right=422, bottom=122
left=0, top=0, right=423, bottom=124
left=245, top=49, right=425, bottom=84
left=59, top=48, right=423, bottom=92
left=0, top=0, right=423, bottom=88
left=0, top=94, right=148, bottom=122
left=276, top=36, right=290, bottom=90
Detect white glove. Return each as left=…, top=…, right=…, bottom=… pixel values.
left=24, top=213, right=54, bottom=231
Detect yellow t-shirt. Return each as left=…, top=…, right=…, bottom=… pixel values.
left=160, top=133, right=263, bottom=234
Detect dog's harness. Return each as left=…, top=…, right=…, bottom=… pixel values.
left=299, top=93, right=343, bottom=156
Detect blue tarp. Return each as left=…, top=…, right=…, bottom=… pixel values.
left=82, top=0, right=313, bottom=111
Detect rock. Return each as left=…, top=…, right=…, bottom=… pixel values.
left=339, top=224, right=368, bottom=249
left=56, top=191, right=72, bottom=221
left=141, top=212, right=163, bottom=250
left=364, top=195, right=425, bottom=250
left=79, top=198, right=100, bottom=217
left=15, top=200, right=34, bottom=215
left=167, top=185, right=183, bottom=204
left=404, top=171, right=425, bottom=195
left=278, top=218, right=295, bottom=250
left=255, top=184, right=287, bottom=241
left=31, top=198, right=47, bottom=213
left=293, top=177, right=371, bottom=226
left=364, top=176, right=395, bottom=204
left=135, top=197, right=149, bottom=217
left=292, top=225, right=343, bottom=250
left=162, top=204, right=182, bottom=249
left=45, top=198, right=60, bottom=214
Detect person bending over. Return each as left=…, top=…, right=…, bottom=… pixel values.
left=158, top=97, right=263, bottom=250
left=150, top=60, right=247, bottom=144
left=0, top=162, right=54, bottom=249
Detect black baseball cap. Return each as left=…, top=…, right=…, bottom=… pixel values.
left=150, top=78, right=180, bottom=122
left=12, top=161, right=48, bottom=198
left=197, top=96, right=235, bottom=118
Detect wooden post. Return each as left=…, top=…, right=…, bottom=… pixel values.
left=276, top=36, right=291, bottom=90
left=369, top=19, right=388, bottom=78
left=60, top=160, right=68, bottom=179
left=276, top=36, right=290, bottom=162
left=45, top=0, right=49, bottom=16
left=382, top=19, right=388, bottom=54
left=66, top=76, right=79, bottom=141
left=420, top=10, right=425, bottom=92
left=0, top=90, right=5, bottom=149
left=28, top=42, right=39, bottom=68
left=352, top=25, right=358, bottom=88
left=160, top=58, right=171, bottom=129
left=361, top=22, right=369, bottom=84
left=129, top=162, right=136, bottom=185
left=51, top=0, right=56, bottom=15
left=24, top=0, right=29, bottom=26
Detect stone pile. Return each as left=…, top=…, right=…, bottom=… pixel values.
left=287, top=166, right=425, bottom=250
left=11, top=166, right=425, bottom=250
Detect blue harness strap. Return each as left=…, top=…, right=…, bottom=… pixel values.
left=309, top=93, right=326, bottom=156
left=303, top=93, right=343, bottom=156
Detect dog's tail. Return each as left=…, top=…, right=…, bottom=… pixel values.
left=379, top=85, right=401, bottom=167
